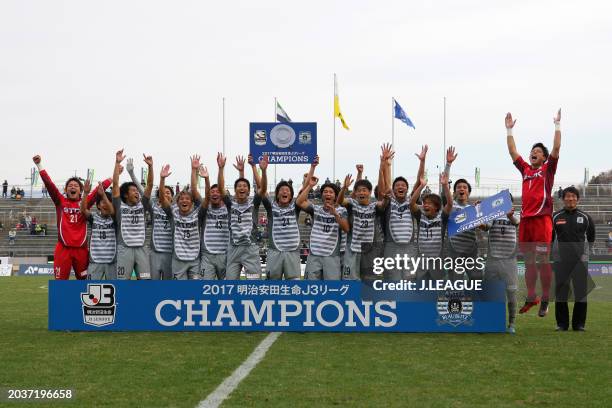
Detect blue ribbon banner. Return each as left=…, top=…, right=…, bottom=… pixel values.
left=49, top=281, right=506, bottom=332
left=249, top=122, right=317, bottom=164
left=447, top=190, right=513, bottom=237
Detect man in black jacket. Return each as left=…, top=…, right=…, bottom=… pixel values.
left=552, top=186, right=595, bottom=331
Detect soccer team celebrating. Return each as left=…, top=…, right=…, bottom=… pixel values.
left=33, top=109, right=596, bottom=332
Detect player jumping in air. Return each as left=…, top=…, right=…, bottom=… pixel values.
left=112, top=149, right=153, bottom=280
left=506, top=109, right=561, bottom=317
left=33, top=155, right=111, bottom=280
left=80, top=180, right=117, bottom=280
left=219, top=153, right=268, bottom=280
left=296, top=158, right=349, bottom=280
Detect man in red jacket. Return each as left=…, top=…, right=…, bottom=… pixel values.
left=505, top=109, right=561, bottom=317
left=33, top=155, right=111, bottom=280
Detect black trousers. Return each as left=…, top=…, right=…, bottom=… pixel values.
left=553, top=258, right=588, bottom=330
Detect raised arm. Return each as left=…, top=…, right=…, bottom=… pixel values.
left=337, top=174, right=353, bottom=207
left=199, top=165, right=211, bottom=208
left=352, top=164, right=363, bottom=199
left=80, top=179, right=93, bottom=219
left=444, top=146, right=457, bottom=179
left=190, top=155, right=202, bottom=202
left=257, top=154, right=268, bottom=197
left=412, top=145, right=428, bottom=195
left=112, top=149, right=126, bottom=199
left=32, top=155, right=61, bottom=205
left=247, top=154, right=262, bottom=193
left=217, top=152, right=227, bottom=196
left=158, top=164, right=172, bottom=209
left=126, top=158, right=145, bottom=196
left=234, top=155, right=246, bottom=179
left=505, top=113, right=520, bottom=162
left=440, top=172, right=453, bottom=215
left=410, top=174, right=426, bottom=214
left=550, top=108, right=561, bottom=159
left=296, top=175, right=317, bottom=210
left=143, top=154, right=154, bottom=199
left=98, top=182, right=114, bottom=216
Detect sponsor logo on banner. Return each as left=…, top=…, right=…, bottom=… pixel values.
left=81, top=284, right=116, bottom=327
left=18, top=264, right=54, bottom=276
left=437, top=291, right=474, bottom=327
left=249, top=122, right=317, bottom=164
left=447, top=190, right=513, bottom=236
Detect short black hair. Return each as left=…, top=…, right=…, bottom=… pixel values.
left=234, top=177, right=251, bottom=190
left=531, top=142, right=549, bottom=158
left=392, top=176, right=409, bottom=190
left=64, top=177, right=83, bottom=191
left=210, top=183, right=220, bottom=191
left=320, top=182, right=340, bottom=199
left=155, top=186, right=174, bottom=199
left=562, top=186, right=580, bottom=200
left=275, top=181, right=294, bottom=201
left=96, top=191, right=113, bottom=207
left=453, top=178, right=472, bottom=193
left=119, top=182, right=138, bottom=202
left=177, top=190, right=195, bottom=203
left=422, top=193, right=442, bottom=211
left=354, top=179, right=373, bottom=192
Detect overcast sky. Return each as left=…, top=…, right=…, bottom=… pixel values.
left=1, top=0, right=610, bottom=191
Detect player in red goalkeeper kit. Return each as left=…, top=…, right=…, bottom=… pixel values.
left=33, top=155, right=111, bottom=280
left=505, top=109, right=561, bottom=317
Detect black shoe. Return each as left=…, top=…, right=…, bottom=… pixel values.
left=538, top=301, right=549, bottom=317
left=555, top=326, right=568, bottom=331
left=573, top=326, right=586, bottom=332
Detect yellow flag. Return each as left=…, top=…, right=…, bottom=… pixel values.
left=334, top=74, right=349, bottom=130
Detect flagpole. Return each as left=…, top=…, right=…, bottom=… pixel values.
left=222, top=97, right=226, bottom=156
left=333, top=73, right=336, bottom=183
left=274, top=97, right=277, bottom=189
left=391, top=97, right=395, bottom=178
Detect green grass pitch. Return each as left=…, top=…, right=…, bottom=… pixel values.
left=1, top=276, right=611, bottom=407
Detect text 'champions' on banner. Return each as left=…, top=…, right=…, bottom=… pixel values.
left=49, top=280, right=506, bottom=332
left=249, top=122, right=317, bottom=164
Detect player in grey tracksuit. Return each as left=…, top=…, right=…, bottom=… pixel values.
left=296, top=158, right=349, bottom=280
left=218, top=153, right=268, bottom=280
left=127, top=158, right=173, bottom=280
left=158, top=156, right=207, bottom=280
left=482, top=198, right=519, bottom=333
left=80, top=179, right=116, bottom=280
left=410, top=153, right=454, bottom=281
left=112, top=149, right=153, bottom=280
left=199, top=154, right=230, bottom=280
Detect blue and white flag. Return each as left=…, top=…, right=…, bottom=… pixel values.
left=393, top=98, right=415, bottom=129
left=276, top=101, right=292, bottom=123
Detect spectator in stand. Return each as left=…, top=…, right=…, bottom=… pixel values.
left=42, top=186, right=48, bottom=198
left=557, top=186, right=563, bottom=199
left=175, top=182, right=180, bottom=195
left=607, top=231, right=612, bottom=253
left=2, top=180, right=7, bottom=198
left=304, top=215, right=312, bottom=226
left=10, top=186, right=16, bottom=198
left=8, top=229, right=16, bottom=245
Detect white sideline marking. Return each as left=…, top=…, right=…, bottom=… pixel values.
left=197, top=332, right=281, bottom=408
left=39, top=285, right=48, bottom=290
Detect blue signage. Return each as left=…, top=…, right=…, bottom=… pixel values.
left=18, top=263, right=54, bottom=276
left=447, top=190, right=513, bottom=237
left=49, top=280, right=506, bottom=332
left=249, top=122, right=317, bottom=164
